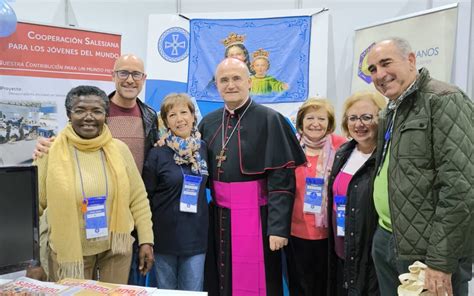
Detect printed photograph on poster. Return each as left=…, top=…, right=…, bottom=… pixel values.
left=187, top=16, right=311, bottom=103
left=0, top=99, right=57, bottom=164
left=0, top=84, right=59, bottom=165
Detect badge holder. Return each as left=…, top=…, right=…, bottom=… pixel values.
left=82, top=196, right=108, bottom=240
left=334, top=195, right=346, bottom=237
left=180, top=174, right=202, bottom=213
left=304, top=177, right=324, bottom=214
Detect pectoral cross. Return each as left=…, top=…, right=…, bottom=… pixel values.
left=216, top=149, right=227, bottom=168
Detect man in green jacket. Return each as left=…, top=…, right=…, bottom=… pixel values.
left=367, top=37, right=473, bottom=296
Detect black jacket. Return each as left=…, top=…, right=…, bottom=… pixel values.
left=136, top=98, right=160, bottom=159
left=327, top=140, right=379, bottom=296
left=108, top=91, right=160, bottom=161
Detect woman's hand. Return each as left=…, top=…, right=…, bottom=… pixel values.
left=138, top=243, right=155, bottom=275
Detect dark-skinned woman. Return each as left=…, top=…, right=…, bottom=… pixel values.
left=35, top=85, right=154, bottom=283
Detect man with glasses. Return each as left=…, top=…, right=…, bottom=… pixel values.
left=108, top=54, right=159, bottom=174
left=33, top=54, right=159, bottom=285
left=368, top=37, right=473, bottom=296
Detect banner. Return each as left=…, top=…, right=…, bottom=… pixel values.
left=351, top=4, right=458, bottom=93
left=188, top=16, right=310, bottom=103
left=145, top=9, right=328, bottom=120
left=0, top=22, right=120, bottom=165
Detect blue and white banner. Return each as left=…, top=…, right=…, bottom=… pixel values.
left=188, top=16, right=311, bottom=103
left=145, top=9, right=328, bottom=120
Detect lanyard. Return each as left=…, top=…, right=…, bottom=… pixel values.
left=179, top=165, right=202, bottom=178
left=377, top=108, right=397, bottom=175
left=74, top=148, right=108, bottom=200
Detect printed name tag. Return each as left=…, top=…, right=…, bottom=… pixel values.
left=335, top=195, right=346, bottom=237
left=180, top=174, right=202, bottom=213
left=304, top=177, right=324, bottom=214
left=83, top=196, right=108, bottom=239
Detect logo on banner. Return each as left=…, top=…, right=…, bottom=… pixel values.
left=158, top=27, right=189, bottom=63
left=358, top=42, right=375, bottom=84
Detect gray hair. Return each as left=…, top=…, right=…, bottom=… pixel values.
left=377, top=37, right=413, bottom=58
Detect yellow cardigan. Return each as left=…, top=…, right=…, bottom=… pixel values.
left=36, top=138, right=153, bottom=256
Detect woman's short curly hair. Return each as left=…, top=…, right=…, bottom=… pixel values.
left=296, top=97, right=336, bottom=136
left=160, top=93, right=197, bottom=129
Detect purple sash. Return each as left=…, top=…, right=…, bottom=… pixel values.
left=212, top=179, right=268, bottom=296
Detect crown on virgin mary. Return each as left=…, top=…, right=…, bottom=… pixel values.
left=222, top=32, right=246, bottom=48
left=252, top=48, right=270, bottom=60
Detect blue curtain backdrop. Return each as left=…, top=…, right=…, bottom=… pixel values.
left=188, top=16, right=311, bottom=103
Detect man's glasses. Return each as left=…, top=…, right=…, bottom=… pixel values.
left=70, top=109, right=106, bottom=119
left=347, top=114, right=374, bottom=125
left=114, top=70, right=145, bottom=81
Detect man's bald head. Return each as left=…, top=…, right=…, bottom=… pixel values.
left=215, top=58, right=252, bottom=110
left=113, top=54, right=145, bottom=72
left=215, top=58, right=250, bottom=78
left=111, top=54, right=147, bottom=107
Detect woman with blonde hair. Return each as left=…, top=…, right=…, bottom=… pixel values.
left=286, top=98, right=346, bottom=295
left=327, top=91, right=386, bottom=295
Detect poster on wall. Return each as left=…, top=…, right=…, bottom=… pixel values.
left=146, top=9, right=329, bottom=122
left=0, top=22, right=120, bottom=165
left=351, top=4, right=458, bottom=94
left=188, top=16, right=311, bottom=103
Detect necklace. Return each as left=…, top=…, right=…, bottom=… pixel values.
left=216, top=100, right=252, bottom=168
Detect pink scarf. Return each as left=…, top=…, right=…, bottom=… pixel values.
left=300, top=134, right=336, bottom=228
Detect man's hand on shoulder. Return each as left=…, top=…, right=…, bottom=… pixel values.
left=424, top=266, right=453, bottom=296
left=269, top=235, right=288, bottom=251
left=32, top=136, right=54, bottom=160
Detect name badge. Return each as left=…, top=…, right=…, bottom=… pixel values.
left=304, top=177, right=324, bottom=214
left=335, top=195, right=346, bottom=237
left=180, top=174, right=202, bottom=213
left=83, top=196, right=108, bottom=239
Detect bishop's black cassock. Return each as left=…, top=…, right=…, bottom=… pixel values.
left=199, top=98, right=306, bottom=296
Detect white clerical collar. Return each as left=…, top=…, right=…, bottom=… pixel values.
left=225, top=97, right=251, bottom=115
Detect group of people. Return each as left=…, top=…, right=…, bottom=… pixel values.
left=29, top=36, right=472, bottom=296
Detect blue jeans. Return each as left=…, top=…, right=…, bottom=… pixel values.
left=154, top=253, right=205, bottom=291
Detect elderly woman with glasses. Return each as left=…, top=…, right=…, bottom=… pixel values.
left=34, top=85, right=154, bottom=283
left=327, top=91, right=386, bottom=295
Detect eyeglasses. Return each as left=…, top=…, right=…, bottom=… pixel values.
left=70, top=109, right=106, bottom=119
left=114, top=70, right=145, bottom=81
left=347, top=114, right=374, bottom=125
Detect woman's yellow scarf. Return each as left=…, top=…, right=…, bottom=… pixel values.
left=46, top=123, right=132, bottom=279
